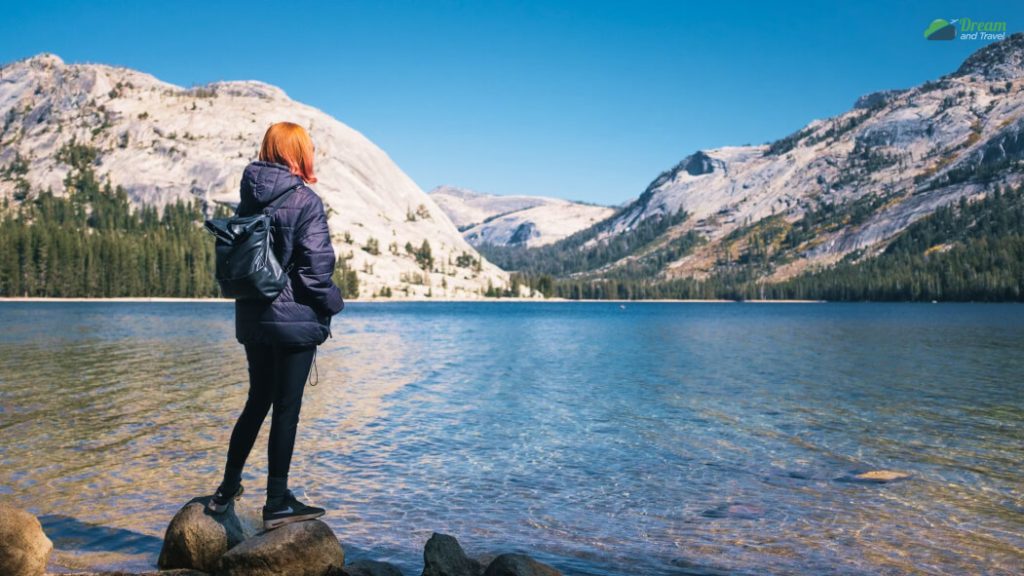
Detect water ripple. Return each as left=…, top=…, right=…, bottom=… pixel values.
left=0, top=302, right=1022, bottom=575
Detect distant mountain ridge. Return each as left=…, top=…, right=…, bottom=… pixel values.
left=429, top=185, right=614, bottom=247
left=0, top=53, right=510, bottom=298
left=496, top=33, right=1024, bottom=299
left=5, top=34, right=1023, bottom=301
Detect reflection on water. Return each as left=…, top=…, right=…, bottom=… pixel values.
left=0, top=302, right=1022, bottom=575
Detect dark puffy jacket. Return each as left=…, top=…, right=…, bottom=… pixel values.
left=234, top=161, right=344, bottom=347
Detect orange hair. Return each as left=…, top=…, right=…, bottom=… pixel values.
left=259, top=122, right=318, bottom=183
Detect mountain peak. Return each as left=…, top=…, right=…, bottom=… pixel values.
left=954, top=32, right=1024, bottom=81
left=20, top=53, right=64, bottom=68
left=0, top=55, right=510, bottom=298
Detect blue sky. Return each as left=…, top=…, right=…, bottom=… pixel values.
left=1, top=1, right=1020, bottom=205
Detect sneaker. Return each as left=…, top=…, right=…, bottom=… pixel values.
left=207, top=483, right=244, bottom=514
left=262, top=489, right=325, bottom=530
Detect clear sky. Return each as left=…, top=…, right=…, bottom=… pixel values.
left=1, top=1, right=1020, bottom=205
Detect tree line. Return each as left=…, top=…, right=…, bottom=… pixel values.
left=0, top=154, right=226, bottom=297
left=2, top=139, right=1019, bottom=301
left=0, top=142, right=361, bottom=299
left=510, top=185, right=1023, bottom=301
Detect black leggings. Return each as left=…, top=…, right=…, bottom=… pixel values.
left=225, top=344, right=316, bottom=480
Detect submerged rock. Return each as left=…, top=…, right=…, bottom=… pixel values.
left=422, top=533, right=483, bottom=576
left=343, top=558, right=405, bottom=576
left=217, top=519, right=344, bottom=576
left=483, top=553, right=562, bottom=576
left=700, top=502, right=765, bottom=520
left=0, top=503, right=53, bottom=576
left=158, top=497, right=248, bottom=573
left=837, top=470, right=913, bottom=483
left=669, top=556, right=735, bottom=575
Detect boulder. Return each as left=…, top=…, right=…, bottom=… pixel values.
left=343, top=558, right=405, bottom=576
left=0, top=503, right=53, bottom=576
left=482, top=554, right=561, bottom=576
left=217, top=519, right=344, bottom=576
left=422, top=533, right=482, bottom=576
left=157, top=496, right=248, bottom=573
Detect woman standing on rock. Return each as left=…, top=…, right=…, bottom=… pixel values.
left=207, top=122, right=345, bottom=530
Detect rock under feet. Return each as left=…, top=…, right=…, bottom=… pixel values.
left=158, top=496, right=249, bottom=573
left=217, top=518, right=345, bottom=576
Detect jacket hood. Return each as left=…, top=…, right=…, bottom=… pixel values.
left=238, top=161, right=304, bottom=213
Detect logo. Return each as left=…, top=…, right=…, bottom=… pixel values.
left=926, top=18, right=1008, bottom=41
left=924, top=19, right=956, bottom=40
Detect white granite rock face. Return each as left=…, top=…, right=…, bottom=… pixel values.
left=0, top=54, right=511, bottom=298
left=429, top=185, right=614, bottom=248
left=594, top=34, right=1024, bottom=278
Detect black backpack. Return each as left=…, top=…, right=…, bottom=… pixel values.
left=204, top=186, right=299, bottom=301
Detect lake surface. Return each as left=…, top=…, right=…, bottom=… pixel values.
left=0, top=302, right=1022, bottom=575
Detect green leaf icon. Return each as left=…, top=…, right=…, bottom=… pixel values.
left=924, top=19, right=956, bottom=40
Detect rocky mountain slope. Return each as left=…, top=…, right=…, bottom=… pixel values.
left=583, top=33, right=1024, bottom=283
left=0, top=54, right=511, bottom=298
left=429, top=185, right=614, bottom=247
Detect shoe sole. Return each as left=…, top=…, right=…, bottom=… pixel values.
left=206, top=485, right=245, bottom=514
left=262, top=510, right=325, bottom=530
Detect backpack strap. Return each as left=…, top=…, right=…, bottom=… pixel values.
left=262, top=184, right=302, bottom=274
left=262, top=184, right=301, bottom=216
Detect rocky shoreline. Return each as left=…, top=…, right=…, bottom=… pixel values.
left=2, top=469, right=914, bottom=575
left=1, top=500, right=563, bottom=576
